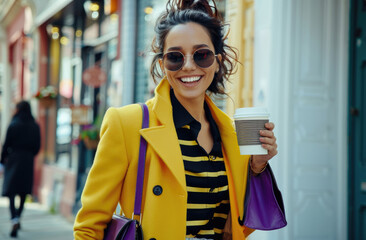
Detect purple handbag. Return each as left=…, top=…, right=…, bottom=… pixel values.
left=103, top=103, right=149, bottom=240
left=243, top=164, right=287, bottom=230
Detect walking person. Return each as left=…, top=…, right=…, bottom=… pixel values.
left=74, top=0, right=278, bottom=239
left=1, top=100, right=41, bottom=237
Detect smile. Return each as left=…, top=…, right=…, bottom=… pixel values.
left=179, top=76, right=201, bottom=83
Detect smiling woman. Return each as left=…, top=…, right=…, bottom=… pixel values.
left=73, top=1, right=279, bottom=240
left=150, top=2, right=237, bottom=97
left=159, top=22, right=221, bottom=106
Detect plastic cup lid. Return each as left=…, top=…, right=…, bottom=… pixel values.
left=234, top=107, right=270, bottom=119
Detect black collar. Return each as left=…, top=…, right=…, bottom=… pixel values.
left=171, top=89, right=197, bottom=129
left=171, top=90, right=222, bottom=156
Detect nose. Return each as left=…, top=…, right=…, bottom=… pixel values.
left=182, top=55, right=196, bottom=71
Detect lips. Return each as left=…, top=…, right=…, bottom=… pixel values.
left=179, top=76, right=201, bottom=83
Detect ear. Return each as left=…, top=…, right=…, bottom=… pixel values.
left=216, top=53, right=222, bottom=73
left=159, top=59, right=165, bottom=75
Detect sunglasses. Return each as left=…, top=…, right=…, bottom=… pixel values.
left=162, top=49, right=217, bottom=71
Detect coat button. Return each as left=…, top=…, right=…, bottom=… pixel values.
left=153, top=185, right=163, bottom=196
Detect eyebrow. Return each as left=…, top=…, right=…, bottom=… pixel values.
left=167, top=44, right=210, bottom=51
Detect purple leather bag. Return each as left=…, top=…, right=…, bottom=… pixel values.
left=103, top=103, right=149, bottom=240
left=243, top=164, right=287, bottom=230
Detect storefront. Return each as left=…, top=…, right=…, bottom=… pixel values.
left=32, top=0, right=120, bottom=217
left=0, top=3, right=35, bottom=141
left=0, top=2, right=39, bottom=196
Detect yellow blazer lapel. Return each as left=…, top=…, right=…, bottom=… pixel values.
left=205, top=96, right=249, bottom=220
left=140, top=78, right=186, bottom=191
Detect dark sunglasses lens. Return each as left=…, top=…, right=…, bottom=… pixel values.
left=194, top=49, right=215, bottom=68
left=164, top=52, right=184, bottom=71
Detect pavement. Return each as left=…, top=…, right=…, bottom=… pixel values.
left=0, top=178, right=74, bottom=240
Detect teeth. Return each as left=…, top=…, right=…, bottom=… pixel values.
left=180, top=76, right=201, bottom=83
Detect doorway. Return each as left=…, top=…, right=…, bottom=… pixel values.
left=348, top=0, right=366, bottom=239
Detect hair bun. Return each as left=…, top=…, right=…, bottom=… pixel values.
left=167, top=0, right=219, bottom=18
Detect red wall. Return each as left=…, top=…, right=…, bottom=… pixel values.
left=33, top=24, right=49, bottom=199
left=6, top=8, right=25, bottom=102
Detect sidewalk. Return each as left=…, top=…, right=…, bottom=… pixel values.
left=0, top=180, right=74, bottom=239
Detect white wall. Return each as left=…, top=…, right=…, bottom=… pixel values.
left=120, top=0, right=137, bottom=106
left=251, top=0, right=349, bottom=240
left=33, top=0, right=73, bottom=27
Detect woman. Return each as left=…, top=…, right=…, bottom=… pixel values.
left=1, top=100, right=41, bottom=237
left=74, top=0, right=277, bottom=239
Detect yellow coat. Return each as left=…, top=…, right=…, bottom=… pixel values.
left=74, top=78, right=255, bottom=239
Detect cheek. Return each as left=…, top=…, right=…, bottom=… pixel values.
left=165, top=72, right=176, bottom=84
left=206, top=66, right=218, bottom=88
left=206, top=66, right=218, bottom=80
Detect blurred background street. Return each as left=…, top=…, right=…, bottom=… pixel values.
left=0, top=178, right=74, bottom=240
left=0, top=0, right=364, bottom=240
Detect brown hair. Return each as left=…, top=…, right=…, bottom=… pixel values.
left=150, top=0, right=238, bottom=95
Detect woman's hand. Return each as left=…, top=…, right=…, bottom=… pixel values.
left=251, top=122, right=278, bottom=173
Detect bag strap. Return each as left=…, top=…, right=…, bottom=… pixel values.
left=133, top=103, right=149, bottom=222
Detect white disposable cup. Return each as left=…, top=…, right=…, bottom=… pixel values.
left=234, top=107, right=269, bottom=155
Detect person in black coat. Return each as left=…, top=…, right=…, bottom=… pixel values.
left=0, top=101, right=41, bottom=238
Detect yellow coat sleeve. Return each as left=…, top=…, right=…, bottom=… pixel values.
left=73, top=108, right=130, bottom=240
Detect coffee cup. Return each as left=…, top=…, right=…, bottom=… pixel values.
left=234, top=107, right=269, bottom=155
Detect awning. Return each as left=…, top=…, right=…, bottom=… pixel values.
left=34, top=0, right=72, bottom=27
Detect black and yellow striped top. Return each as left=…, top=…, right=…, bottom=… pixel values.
left=171, top=91, right=230, bottom=240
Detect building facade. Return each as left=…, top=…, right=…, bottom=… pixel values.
left=0, top=0, right=365, bottom=239
left=0, top=0, right=121, bottom=218
left=247, top=0, right=357, bottom=240
left=225, top=0, right=362, bottom=239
